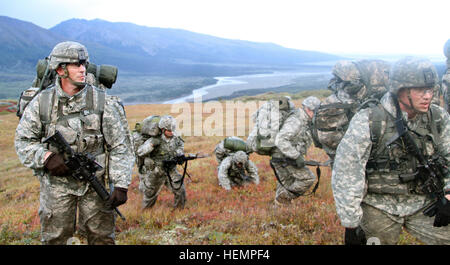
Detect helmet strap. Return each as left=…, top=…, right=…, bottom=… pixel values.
left=59, top=64, right=69, bottom=79
left=67, top=77, right=86, bottom=89
left=398, top=89, right=424, bottom=116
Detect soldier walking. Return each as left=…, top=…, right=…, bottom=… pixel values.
left=332, top=57, right=450, bottom=245
left=270, top=96, right=321, bottom=205
left=136, top=115, right=187, bottom=209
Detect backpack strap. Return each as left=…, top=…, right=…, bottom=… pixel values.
left=428, top=105, right=443, bottom=148
left=86, top=85, right=105, bottom=115
left=39, top=87, right=56, bottom=135
left=368, top=104, right=387, bottom=157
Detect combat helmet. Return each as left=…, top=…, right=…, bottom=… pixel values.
left=444, top=39, right=450, bottom=58
left=328, top=61, right=363, bottom=94
left=158, top=115, right=177, bottom=131
left=48, top=41, right=89, bottom=70
left=232, top=151, right=248, bottom=165
left=278, top=96, right=294, bottom=111
left=141, top=115, right=161, bottom=136
left=388, top=57, right=438, bottom=95
left=302, top=96, right=321, bottom=110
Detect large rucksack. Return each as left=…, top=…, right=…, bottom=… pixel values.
left=247, top=98, right=295, bottom=155
left=311, top=60, right=390, bottom=158
left=132, top=115, right=162, bottom=170
left=214, top=136, right=248, bottom=164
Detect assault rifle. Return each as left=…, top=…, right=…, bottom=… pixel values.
left=43, top=131, right=125, bottom=220
left=162, top=153, right=209, bottom=190
left=392, top=96, right=447, bottom=217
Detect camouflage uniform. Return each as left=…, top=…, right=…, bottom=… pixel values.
left=15, top=43, right=133, bottom=245
left=332, top=57, right=450, bottom=244
left=137, top=115, right=186, bottom=209
left=271, top=106, right=317, bottom=204
left=442, top=39, right=450, bottom=112
left=217, top=151, right=259, bottom=190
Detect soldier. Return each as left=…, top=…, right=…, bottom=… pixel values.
left=270, top=96, right=321, bottom=205
left=136, top=115, right=186, bottom=209
left=332, top=57, right=450, bottom=245
left=313, top=60, right=390, bottom=161
left=14, top=41, right=134, bottom=245
left=217, top=151, right=259, bottom=191
left=442, top=39, right=450, bottom=112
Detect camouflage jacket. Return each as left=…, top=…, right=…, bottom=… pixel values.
left=136, top=133, right=184, bottom=163
left=15, top=82, right=134, bottom=195
left=331, top=92, right=450, bottom=228
left=273, top=108, right=313, bottom=160
left=442, top=68, right=450, bottom=112
left=217, top=156, right=259, bottom=190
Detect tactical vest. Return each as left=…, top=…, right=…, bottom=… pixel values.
left=40, top=85, right=107, bottom=177
left=150, top=136, right=183, bottom=162
left=366, top=104, right=444, bottom=195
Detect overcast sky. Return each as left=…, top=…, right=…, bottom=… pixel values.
left=2, top=0, right=449, bottom=59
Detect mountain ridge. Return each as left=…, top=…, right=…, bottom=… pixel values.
left=0, top=16, right=341, bottom=74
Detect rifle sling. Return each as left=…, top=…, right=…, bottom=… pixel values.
left=164, top=160, right=187, bottom=191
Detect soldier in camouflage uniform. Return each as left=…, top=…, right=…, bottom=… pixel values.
left=136, top=115, right=186, bottom=209
left=442, top=39, right=450, bottom=112
left=14, top=41, right=134, bottom=245
left=271, top=96, right=321, bottom=205
left=332, top=57, right=450, bottom=245
left=217, top=151, right=259, bottom=191
left=314, top=60, right=390, bottom=160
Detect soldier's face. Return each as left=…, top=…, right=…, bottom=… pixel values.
left=57, top=63, right=86, bottom=82
left=67, top=63, right=86, bottom=82
left=409, top=87, right=433, bottom=113
left=163, top=129, right=173, bottom=138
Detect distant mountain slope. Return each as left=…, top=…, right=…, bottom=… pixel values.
left=50, top=18, right=340, bottom=68
left=0, top=16, right=340, bottom=74
left=0, top=16, right=64, bottom=69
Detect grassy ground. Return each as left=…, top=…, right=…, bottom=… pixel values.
left=0, top=92, right=420, bottom=245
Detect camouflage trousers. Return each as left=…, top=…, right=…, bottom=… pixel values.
left=360, top=203, right=450, bottom=245
left=270, top=159, right=316, bottom=203
left=38, top=183, right=115, bottom=245
left=139, top=165, right=186, bottom=209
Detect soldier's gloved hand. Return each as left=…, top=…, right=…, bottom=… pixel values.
left=108, top=187, right=128, bottom=208
left=295, top=155, right=305, bottom=168
left=176, top=155, right=185, bottom=165
left=44, top=153, right=71, bottom=176
left=433, top=197, right=450, bottom=227
left=344, top=226, right=366, bottom=245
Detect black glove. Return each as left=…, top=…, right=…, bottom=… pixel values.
left=44, top=153, right=71, bottom=176
left=433, top=197, right=450, bottom=227
left=295, top=155, right=305, bottom=168
left=176, top=155, right=185, bottom=165
left=108, top=187, right=128, bottom=208
left=344, top=226, right=366, bottom=245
